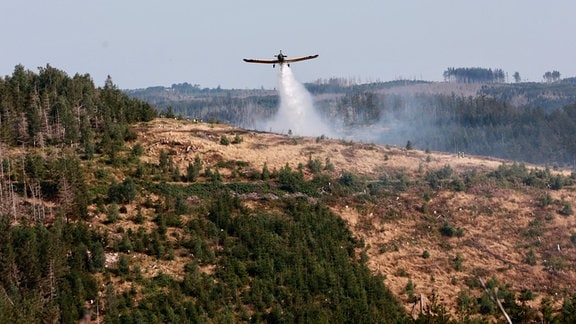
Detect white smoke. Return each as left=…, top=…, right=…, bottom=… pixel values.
left=264, top=65, right=332, bottom=137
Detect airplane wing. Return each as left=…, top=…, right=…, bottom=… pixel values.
left=243, top=58, right=281, bottom=64
left=284, top=54, right=319, bottom=63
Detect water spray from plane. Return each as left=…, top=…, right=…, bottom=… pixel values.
left=265, top=65, right=332, bottom=136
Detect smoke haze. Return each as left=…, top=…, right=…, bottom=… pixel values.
left=263, top=66, right=333, bottom=137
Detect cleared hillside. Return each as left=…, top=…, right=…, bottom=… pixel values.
left=133, top=118, right=576, bottom=321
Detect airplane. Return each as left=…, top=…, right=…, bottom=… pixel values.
left=243, top=50, right=318, bottom=68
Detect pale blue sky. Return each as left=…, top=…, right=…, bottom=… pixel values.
left=1, top=1, right=575, bottom=89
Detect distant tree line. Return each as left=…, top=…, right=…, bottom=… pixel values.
left=443, top=67, right=506, bottom=83
left=543, top=70, right=561, bottom=83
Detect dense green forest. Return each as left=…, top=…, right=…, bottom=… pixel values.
left=129, top=79, right=576, bottom=166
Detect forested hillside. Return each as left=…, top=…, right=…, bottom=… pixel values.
left=128, top=79, right=576, bottom=166
left=0, top=66, right=408, bottom=322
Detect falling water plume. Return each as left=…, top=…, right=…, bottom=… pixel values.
left=265, top=66, right=332, bottom=137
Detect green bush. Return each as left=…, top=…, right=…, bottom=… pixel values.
left=307, top=156, right=323, bottom=174
left=560, top=201, right=573, bottom=216
left=453, top=254, right=464, bottom=271
left=524, top=249, right=537, bottom=266
left=220, top=135, right=230, bottom=145
left=440, top=222, right=464, bottom=238
left=232, top=134, right=243, bottom=144
left=108, top=177, right=137, bottom=204
left=539, top=193, right=553, bottom=207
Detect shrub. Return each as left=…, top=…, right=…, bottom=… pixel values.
left=539, top=193, right=553, bottom=207
left=108, top=178, right=137, bottom=204
left=307, top=156, right=323, bottom=174
left=339, top=171, right=359, bottom=188
left=440, top=222, right=464, bottom=237
left=324, top=157, right=335, bottom=171
left=422, top=250, right=430, bottom=259
left=550, top=175, right=564, bottom=190
left=131, top=143, right=144, bottom=157
left=220, top=135, right=230, bottom=146
left=261, top=163, right=270, bottom=180
left=560, top=201, right=573, bottom=216
left=405, top=140, right=413, bottom=150
left=453, top=254, right=464, bottom=271
left=118, top=254, right=130, bottom=275
left=404, top=279, right=416, bottom=302
left=107, top=202, right=120, bottom=224
left=524, top=249, right=537, bottom=266
left=231, top=134, right=243, bottom=144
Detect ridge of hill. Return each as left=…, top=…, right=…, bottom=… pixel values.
left=127, top=80, right=576, bottom=166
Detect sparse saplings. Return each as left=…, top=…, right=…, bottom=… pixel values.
left=559, top=294, right=576, bottom=323
left=107, top=202, right=120, bottom=223
left=550, top=174, right=564, bottom=190
left=453, top=253, right=464, bottom=271
left=131, top=143, right=144, bottom=157
left=404, top=279, right=416, bottom=302
left=108, top=177, right=137, bottom=204
left=261, top=162, right=270, bottom=180
left=440, top=222, right=464, bottom=238
left=211, top=168, right=222, bottom=182
left=232, top=134, right=243, bottom=144
left=324, top=157, right=335, bottom=171
left=339, top=171, right=358, bottom=188
left=278, top=163, right=304, bottom=192
left=307, top=155, right=323, bottom=174
left=456, top=290, right=474, bottom=320
left=405, top=140, right=413, bottom=150
left=220, top=135, right=230, bottom=146
left=134, top=207, right=145, bottom=224
left=163, top=106, right=176, bottom=119
left=541, top=297, right=555, bottom=323
left=524, top=249, right=537, bottom=266
left=118, top=254, right=130, bottom=275
left=204, top=167, right=213, bottom=179
left=186, top=155, right=202, bottom=182
left=560, top=201, right=573, bottom=216
left=539, top=193, right=553, bottom=207
left=158, top=149, right=171, bottom=173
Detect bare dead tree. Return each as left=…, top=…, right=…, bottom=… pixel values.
left=58, top=176, right=75, bottom=222
left=478, top=277, right=512, bottom=324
